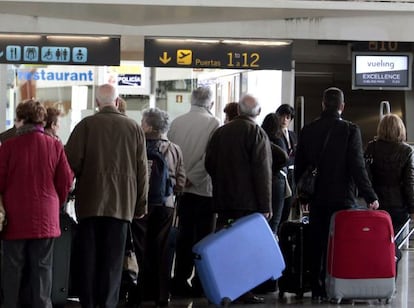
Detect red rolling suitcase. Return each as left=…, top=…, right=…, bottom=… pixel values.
left=326, top=209, right=396, bottom=304
left=192, top=213, right=285, bottom=306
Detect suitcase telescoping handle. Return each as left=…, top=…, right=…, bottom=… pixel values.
left=395, top=218, right=414, bottom=250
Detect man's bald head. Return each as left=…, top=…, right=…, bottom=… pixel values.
left=239, top=94, right=261, bottom=118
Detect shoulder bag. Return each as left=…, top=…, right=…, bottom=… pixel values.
left=296, top=125, right=335, bottom=202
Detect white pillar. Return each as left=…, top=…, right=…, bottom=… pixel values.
left=281, top=61, right=296, bottom=131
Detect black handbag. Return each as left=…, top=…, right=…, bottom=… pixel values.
left=296, top=126, right=335, bottom=202
left=296, top=165, right=319, bottom=201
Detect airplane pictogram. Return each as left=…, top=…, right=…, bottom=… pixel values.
left=177, top=49, right=192, bottom=65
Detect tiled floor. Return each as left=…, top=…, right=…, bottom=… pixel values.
left=65, top=247, right=414, bottom=307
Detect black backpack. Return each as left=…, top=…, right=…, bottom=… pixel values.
left=146, top=139, right=173, bottom=204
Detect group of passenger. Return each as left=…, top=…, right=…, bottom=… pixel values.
left=0, top=83, right=413, bottom=308
left=294, top=87, right=414, bottom=302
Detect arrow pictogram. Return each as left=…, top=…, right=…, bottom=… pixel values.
left=159, top=52, right=171, bottom=64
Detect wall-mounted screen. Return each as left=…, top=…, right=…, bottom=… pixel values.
left=352, top=52, right=412, bottom=90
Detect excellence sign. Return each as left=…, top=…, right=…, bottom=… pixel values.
left=353, top=53, right=412, bottom=90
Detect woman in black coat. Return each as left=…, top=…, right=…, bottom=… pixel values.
left=261, top=113, right=289, bottom=234
left=365, top=113, right=414, bottom=246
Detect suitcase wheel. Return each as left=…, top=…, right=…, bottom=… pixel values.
left=221, top=297, right=231, bottom=307
left=379, top=298, right=392, bottom=304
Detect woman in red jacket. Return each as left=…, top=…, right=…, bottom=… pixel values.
left=0, top=99, right=73, bottom=308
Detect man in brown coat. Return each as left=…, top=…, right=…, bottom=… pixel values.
left=65, top=84, right=148, bottom=308
left=205, top=94, right=272, bottom=304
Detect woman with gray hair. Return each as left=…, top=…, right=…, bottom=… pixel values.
left=140, top=107, right=186, bottom=307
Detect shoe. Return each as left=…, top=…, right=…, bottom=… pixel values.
left=311, top=295, right=328, bottom=303
left=243, top=294, right=265, bottom=304
left=237, top=292, right=265, bottom=304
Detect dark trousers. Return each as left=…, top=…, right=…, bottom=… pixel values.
left=173, top=193, right=215, bottom=290
left=309, top=206, right=347, bottom=296
left=76, top=217, right=128, bottom=308
left=2, top=238, right=54, bottom=308
left=143, top=205, right=174, bottom=303
left=268, top=173, right=286, bottom=234
left=128, top=216, right=148, bottom=305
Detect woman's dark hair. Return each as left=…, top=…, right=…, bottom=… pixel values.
left=261, top=113, right=281, bottom=143
left=16, top=99, right=46, bottom=125
left=223, top=102, right=239, bottom=122
left=45, top=107, right=61, bottom=129
left=276, top=104, right=295, bottom=119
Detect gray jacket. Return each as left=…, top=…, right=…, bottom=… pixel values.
left=167, top=105, right=220, bottom=197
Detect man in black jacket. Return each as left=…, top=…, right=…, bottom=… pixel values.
left=294, top=87, right=379, bottom=301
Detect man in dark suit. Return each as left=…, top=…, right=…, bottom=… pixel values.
left=276, top=104, right=298, bottom=224
left=294, top=87, right=379, bottom=301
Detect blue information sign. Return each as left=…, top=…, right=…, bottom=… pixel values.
left=41, top=46, right=70, bottom=62
left=72, top=47, right=88, bottom=63
left=23, top=46, right=39, bottom=61
left=0, top=35, right=119, bottom=65
left=6, top=45, right=21, bottom=61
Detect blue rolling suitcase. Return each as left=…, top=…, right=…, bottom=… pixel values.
left=193, top=213, right=285, bottom=306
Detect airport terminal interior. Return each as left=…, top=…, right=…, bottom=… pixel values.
left=1, top=1, right=414, bottom=307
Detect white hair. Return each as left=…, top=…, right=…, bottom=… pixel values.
left=96, top=84, right=118, bottom=106
left=239, top=94, right=261, bottom=117
left=191, top=87, right=213, bottom=108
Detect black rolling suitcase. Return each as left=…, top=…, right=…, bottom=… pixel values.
left=52, top=212, right=76, bottom=307
left=278, top=219, right=311, bottom=299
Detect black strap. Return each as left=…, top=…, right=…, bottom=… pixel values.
left=125, top=223, right=135, bottom=252
left=315, top=124, right=335, bottom=169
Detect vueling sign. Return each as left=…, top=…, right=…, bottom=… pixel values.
left=18, top=69, right=94, bottom=81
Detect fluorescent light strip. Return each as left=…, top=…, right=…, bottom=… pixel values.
left=154, top=38, right=291, bottom=46
left=221, top=40, right=291, bottom=46
left=46, top=35, right=111, bottom=41
left=0, top=34, right=42, bottom=39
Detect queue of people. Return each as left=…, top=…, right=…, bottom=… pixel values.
left=0, top=83, right=413, bottom=308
